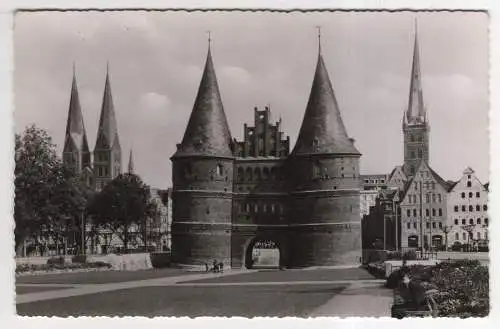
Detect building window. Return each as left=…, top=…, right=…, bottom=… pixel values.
left=413, top=209, right=417, bottom=217
left=483, top=205, right=488, bottom=211
left=407, top=209, right=411, bottom=217
left=438, top=194, right=442, bottom=203
left=439, top=222, right=442, bottom=229
left=485, top=232, right=488, bottom=240
left=263, top=204, right=267, bottom=213
left=469, top=205, right=474, bottom=212
left=476, top=192, right=480, bottom=198
left=413, top=223, right=417, bottom=229
left=245, top=203, right=250, bottom=213
left=432, top=222, right=436, bottom=229
left=462, top=205, right=466, bottom=212
left=455, top=233, right=459, bottom=240
left=237, top=167, right=244, bottom=182
left=477, top=218, right=481, bottom=225
left=246, top=168, right=253, bottom=181
left=425, top=209, right=430, bottom=217
left=485, top=218, right=488, bottom=225
left=432, top=194, right=436, bottom=203
left=425, top=195, right=429, bottom=203
left=461, top=192, right=465, bottom=198
left=477, top=232, right=481, bottom=240
left=454, top=219, right=458, bottom=225
left=439, top=208, right=443, bottom=216
left=271, top=204, right=275, bottom=213
left=254, top=203, right=259, bottom=213
left=469, top=192, right=473, bottom=198
left=454, top=205, right=459, bottom=212
left=432, top=209, right=436, bottom=217
left=463, top=233, right=467, bottom=240
left=462, top=219, right=466, bottom=225
left=467, top=181, right=472, bottom=187
left=426, top=222, right=430, bottom=229
left=469, top=218, right=474, bottom=225
left=432, top=182, right=436, bottom=190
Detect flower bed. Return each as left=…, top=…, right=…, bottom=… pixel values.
left=16, top=261, right=112, bottom=275
left=389, top=260, right=489, bottom=318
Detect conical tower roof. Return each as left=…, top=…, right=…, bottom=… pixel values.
left=173, top=46, right=233, bottom=158
left=406, top=22, right=426, bottom=124
left=64, top=65, right=90, bottom=153
left=95, top=64, right=120, bottom=150
left=292, top=45, right=359, bottom=156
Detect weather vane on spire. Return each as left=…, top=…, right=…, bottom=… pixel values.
left=316, top=26, right=322, bottom=52
left=207, top=30, right=212, bottom=47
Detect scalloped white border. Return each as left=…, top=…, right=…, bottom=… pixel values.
left=0, top=1, right=497, bottom=328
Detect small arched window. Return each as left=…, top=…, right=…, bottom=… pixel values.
left=438, top=208, right=443, bottom=216
left=263, top=167, right=270, bottom=180
left=237, top=167, right=244, bottom=182
left=254, top=168, right=261, bottom=180
left=216, top=164, right=223, bottom=176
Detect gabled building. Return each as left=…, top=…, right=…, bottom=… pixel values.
left=399, top=161, right=449, bottom=249
left=447, top=167, right=489, bottom=248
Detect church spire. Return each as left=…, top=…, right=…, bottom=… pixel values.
left=95, top=63, right=120, bottom=150
left=63, top=64, right=91, bottom=173
left=128, top=149, right=134, bottom=174
left=173, top=38, right=233, bottom=158
left=63, top=64, right=90, bottom=155
left=406, top=20, right=426, bottom=124
left=292, top=34, right=359, bottom=156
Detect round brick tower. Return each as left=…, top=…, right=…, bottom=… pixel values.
left=170, top=45, right=234, bottom=267
left=288, top=42, right=362, bottom=267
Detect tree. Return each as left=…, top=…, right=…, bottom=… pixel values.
left=14, top=125, right=88, bottom=256
left=88, top=173, right=156, bottom=252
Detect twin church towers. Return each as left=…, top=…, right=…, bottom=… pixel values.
left=62, top=65, right=125, bottom=192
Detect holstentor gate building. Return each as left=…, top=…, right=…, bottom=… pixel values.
left=171, top=39, right=362, bottom=268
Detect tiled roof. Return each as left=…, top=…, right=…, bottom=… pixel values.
left=292, top=51, right=359, bottom=156
left=173, top=47, right=233, bottom=158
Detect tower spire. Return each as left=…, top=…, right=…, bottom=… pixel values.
left=63, top=64, right=91, bottom=172
left=406, top=19, right=426, bottom=124
left=172, top=37, right=233, bottom=158
left=292, top=38, right=359, bottom=156
left=95, top=63, right=120, bottom=151
left=316, top=26, right=322, bottom=53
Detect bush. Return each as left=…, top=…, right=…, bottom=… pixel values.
left=71, top=255, right=87, bottom=263
left=451, top=242, right=462, bottom=252
left=403, top=250, right=417, bottom=260
left=391, top=260, right=489, bottom=318
left=150, top=252, right=171, bottom=269
left=46, top=256, right=65, bottom=266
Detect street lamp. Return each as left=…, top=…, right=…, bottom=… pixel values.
left=393, top=191, right=400, bottom=251
left=462, top=224, right=475, bottom=253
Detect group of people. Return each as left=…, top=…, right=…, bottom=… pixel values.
left=205, top=259, right=224, bottom=273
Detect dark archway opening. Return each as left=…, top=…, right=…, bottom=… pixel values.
left=408, top=235, right=418, bottom=248
left=245, top=239, right=281, bottom=269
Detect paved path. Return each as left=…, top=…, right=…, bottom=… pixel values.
left=308, top=281, right=393, bottom=317
left=17, top=268, right=393, bottom=317
left=16, top=270, right=252, bottom=304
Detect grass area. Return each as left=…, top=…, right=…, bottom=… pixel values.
left=16, top=285, right=73, bottom=295
left=16, top=268, right=195, bottom=285
left=17, top=284, right=347, bottom=317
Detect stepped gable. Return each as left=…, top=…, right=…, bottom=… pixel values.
left=64, top=66, right=89, bottom=153
left=173, top=46, right=233, bottom=158
left=95, top=66, right=119, bottom=150
left=292, top=48, right=359, bottom=156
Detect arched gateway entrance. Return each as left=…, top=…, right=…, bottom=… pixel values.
left=244, top=238, right=283, bottom=269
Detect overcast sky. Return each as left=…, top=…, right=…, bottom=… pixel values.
left=14, top=10, right=489, bottom=188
